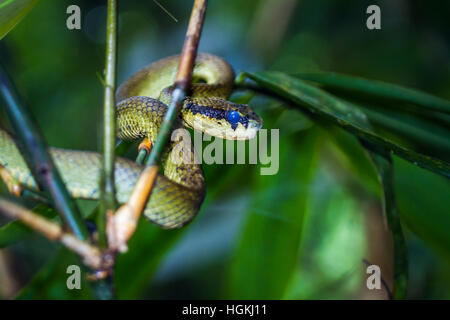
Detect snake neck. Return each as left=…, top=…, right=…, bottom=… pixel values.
left=116, top=96, right=205, bottom=193
left=116, top=53, right=235, bottom=101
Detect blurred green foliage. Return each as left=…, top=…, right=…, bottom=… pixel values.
left=0, top=0, right=449, bottom=300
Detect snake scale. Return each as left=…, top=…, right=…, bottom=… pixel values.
left=0, top=53, right=262, bottom=229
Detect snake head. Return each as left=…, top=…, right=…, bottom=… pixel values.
left=182, top=97, right=263, bottom=140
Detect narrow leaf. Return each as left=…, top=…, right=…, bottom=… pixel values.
left=244, top=71, right=450, bottom=178
left=0, top=0, right=40, bottom=39
left=114, top=219, right=185, bottom=299
left=228, top=129, right=319, bottom=299
left=296, top=72, right=450, bottom=115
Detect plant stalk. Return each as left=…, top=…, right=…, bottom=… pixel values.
left=99, top=0, right=118, bottom=247
left=0, top=63, right=89, bottom=241
left=107, top=0, right=208, bottom=252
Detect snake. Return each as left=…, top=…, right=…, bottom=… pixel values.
left=0, top=53, right=263, bottom=229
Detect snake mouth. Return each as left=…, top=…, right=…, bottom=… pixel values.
left=232, top=118, right=262, bottom=140
left=189, top=116, right=262, bottom=140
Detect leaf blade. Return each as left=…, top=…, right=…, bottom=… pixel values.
left=295, top=72, right=450, bottom=115
left=227, top=129, right=320, bottom=299
left=0, top=0, right=40, bottom=40
left=244, top=71, right=450, bottom=178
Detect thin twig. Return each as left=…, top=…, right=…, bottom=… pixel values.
left=99, top=0, right=118, bottom=248
left=153, top=0, right=179, bottom=22
left=107, top=0, right=208, bottom=252
left=0, top=197, right=102, bottom=269
left=0, top=63, right=89, bottom=241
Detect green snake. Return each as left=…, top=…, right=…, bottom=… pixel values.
left=0, top=53, right=262, bottom=229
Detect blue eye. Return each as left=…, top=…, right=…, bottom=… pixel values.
left=227, top=111, right=240, bottom=124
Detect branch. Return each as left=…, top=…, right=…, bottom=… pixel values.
left=0, top=197, right=102, bottom=269
left=0, top=63, right=89, bottom=241
left=99, top=0, right=118, bottom=247
left=107, top=0, right=208, bottom=252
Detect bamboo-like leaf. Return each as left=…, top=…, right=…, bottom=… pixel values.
left=351, top=102, right=450, bottom=157
left=228, top=129, right=320, bottom=299
left=0, top=0, right=40, bottom=39
left=295, top=72, right=450, bottom=115
left=244, top=71, right=450, bottom=178
left=395, top=157, right=450, bottom=259
left=242, top=71, right=412, bottom=298
left=114, top=220, right=185, bottom=299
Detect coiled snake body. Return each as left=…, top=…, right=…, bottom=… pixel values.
left=0, top=54, right=262, bottom=229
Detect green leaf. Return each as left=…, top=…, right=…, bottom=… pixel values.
left=351, top=102, right=450, bottom=157
left=244, top=71, right=450, bottom=178
left=285, top=183, right=367, bottom=299
left=394, top=157, right=450, bottom=259
left=227, top=129, right=320, bottom=299
left=114, top=218, right=185, bottom=299
left=295, top=72, right=450, bottom=115
left=0, top=0, right=40, bottom=40
left=325, top=128, right=408, bottom=298
left=325, top=127, right=380, bottom=196
left=243, top=71, right=410, bottom=298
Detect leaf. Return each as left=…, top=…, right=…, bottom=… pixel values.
left=285, top=185, right=367, bottom=299
left=244, top=71, right=450, bottom=178
left=325, top=127, right=380, bottom=196
left=243, top=71, right=410, bottom=298
left=394, top=157, right=450, bottom=259
left=325, top=128, right=408, bottom=298
left=350, top=102, right=450, bottom=157
left=114, top=218, right=185, bottom=299
left=295, top=72, right=450, bottom=115
left=227, top=129, right=320, bottom=299
left=0, top=0, right=40, bottom=40
left=327, top=132, right=409, bottom=299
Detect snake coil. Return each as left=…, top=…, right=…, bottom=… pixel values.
left=0, top=53, right=262, bottom=229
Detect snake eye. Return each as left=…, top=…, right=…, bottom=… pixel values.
left=226, top=110, right=240, bottom=124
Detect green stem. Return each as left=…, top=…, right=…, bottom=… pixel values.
left=0, top=63, right=89, bottom=241
left=136, top=148, right=148, bottom=165
left=146, top=88, right=185, bottom=166
left=364, top=143, right=408, bottom=299
left=99, top=0, right=118, bottom=247
left=146, top=0, right=208, bottom=166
